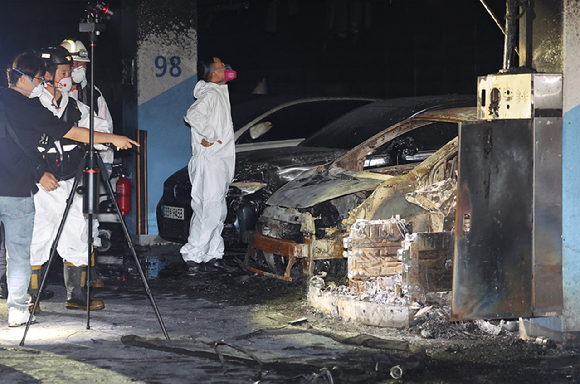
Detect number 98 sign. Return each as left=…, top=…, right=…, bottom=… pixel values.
left=155, top=56, right=182, bottom=78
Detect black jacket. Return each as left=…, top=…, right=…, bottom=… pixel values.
left=0, top=87, right=73, bottom=197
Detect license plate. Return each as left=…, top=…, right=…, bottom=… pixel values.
left=163, top=206, right=185, bottom=220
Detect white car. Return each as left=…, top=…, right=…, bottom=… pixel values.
left=231, top=96, right=377, bottom=152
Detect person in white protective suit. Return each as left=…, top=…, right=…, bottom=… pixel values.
left=180, top=56, right=237, bottom=272
left=30, top=46, right=112, bottom=312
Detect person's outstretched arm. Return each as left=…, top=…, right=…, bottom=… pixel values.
left=64, top=126, right=139, bottom=150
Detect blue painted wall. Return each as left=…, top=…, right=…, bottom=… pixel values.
left=137, top=76, right=197, bottom=234
left=562, top=104, right=580, bottom=330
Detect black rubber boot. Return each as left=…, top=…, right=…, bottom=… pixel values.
left=63, top=262, right=105, bottom=311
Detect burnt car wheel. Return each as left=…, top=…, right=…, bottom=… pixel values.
left=263, top=251, right=285, bottom=276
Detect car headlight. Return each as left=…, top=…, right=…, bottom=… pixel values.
left=230, top=181, right=267, bottom=196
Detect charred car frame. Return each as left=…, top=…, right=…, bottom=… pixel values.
left=246, top=99, right=477, bottom=283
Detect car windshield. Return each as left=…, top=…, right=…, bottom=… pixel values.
left=231, top=95, right=295, bottom=130
left=300, top=96, right=475, bottom=150
left=235, top=99, right=374, bottom=144
left=363, top=122, right=458, bottom=171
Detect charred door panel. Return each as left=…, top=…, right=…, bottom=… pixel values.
left=452, top=120, right=533, bottom=321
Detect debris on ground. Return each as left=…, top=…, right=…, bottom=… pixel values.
left=309, top=275, right=521, bottom=342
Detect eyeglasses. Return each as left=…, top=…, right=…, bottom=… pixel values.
left=206, top=61, right=227, bottom=70
left=11, top=68, right=44, bottom=83
left=206, top=63, right=230, bottom=72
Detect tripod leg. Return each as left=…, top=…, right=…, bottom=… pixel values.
left=86, top=213, right=94, bottom=329
left=20, top=175, right=81, bottom=346
left=96, top=154, right=170, bottom=340
left=91, top=249, right=104, bottom=287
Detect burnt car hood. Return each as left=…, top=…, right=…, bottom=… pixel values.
left=233, top=146, right=347, bottom=189
left=162, top=146, right=347, bottom=206
left=265, top=165, right=388, bottom=208
left=266, top=106, right=478, bottom=208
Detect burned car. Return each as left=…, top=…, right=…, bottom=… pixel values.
left=158, top=95, right=475, bottom=250
left=246, top=100, right=477, bottom=283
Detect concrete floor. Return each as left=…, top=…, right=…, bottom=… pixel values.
left=0, top=244, right=578, bottom=383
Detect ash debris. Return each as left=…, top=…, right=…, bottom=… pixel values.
left=315, top=275, right=408, bottom=306
left=311, top=275, right=519, bottom=341
left=410, top=305, right=519, bottom=340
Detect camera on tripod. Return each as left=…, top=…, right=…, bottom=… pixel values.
left=85, top=1, right=113, bottom=21
left=79, top=1, right=112, bottom=33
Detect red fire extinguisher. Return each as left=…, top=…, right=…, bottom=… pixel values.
left=116, top=175, right=131, bottom=215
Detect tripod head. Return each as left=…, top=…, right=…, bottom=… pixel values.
left=79, top=1, right=110, bottom=40
left=86, top=1, right=113, bottom=19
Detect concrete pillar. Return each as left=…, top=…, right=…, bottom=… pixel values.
left=525, top=0, right=580, bottom=346
left=562, top=0, right=580, bottom=346
left=122, top=0, right=197, bottom=238
left=516, top=0, right=580, bottom=346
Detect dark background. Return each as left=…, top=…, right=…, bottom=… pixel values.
left=198, top=0, right=506, bottom=97
left=0, top=0, right=507, bottom=124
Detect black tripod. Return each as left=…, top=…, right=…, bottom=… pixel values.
left=20, top=3, right=169, bottom=345
left=20, top=149, right=169, bottom=345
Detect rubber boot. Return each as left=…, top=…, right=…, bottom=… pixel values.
left=63, top=262, right=105, bottom=310
left=28, top=265, right=43, bottom=314
left=91, top=249, right=105, bottom=288
left=28, top=264, right=55, bottom=313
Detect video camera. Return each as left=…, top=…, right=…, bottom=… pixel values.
left=80, top=1, right=112, bottom=33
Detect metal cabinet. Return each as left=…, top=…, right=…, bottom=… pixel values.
left=452, top=73, right=562, bottom=321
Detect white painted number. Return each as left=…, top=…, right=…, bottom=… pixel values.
left=155, top=56, right=182, bottom=78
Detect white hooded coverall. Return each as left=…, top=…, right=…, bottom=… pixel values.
left=180, top=80, right=235, bottom=263
left=30, top=89, right=108, bottom=267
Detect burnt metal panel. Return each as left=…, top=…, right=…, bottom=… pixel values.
left=533, top=117, right=563, bottom=316
left=345, top=219, right=406, bottom=280
left=452, top=120, right=533, bottom=321
left=245, top=232, right=302, bottom=282
left=530, top=0, right=563, bottom=73
left=402, top=232, right=454, bottom=299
